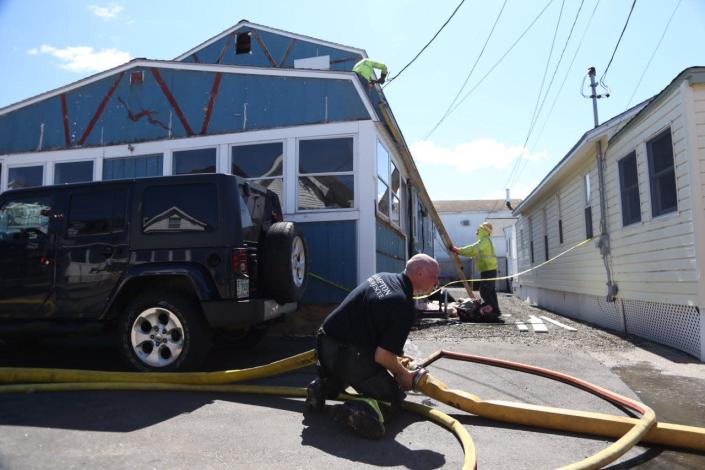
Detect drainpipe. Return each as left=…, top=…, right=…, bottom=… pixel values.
left=587, top=67, right=618, bottom=302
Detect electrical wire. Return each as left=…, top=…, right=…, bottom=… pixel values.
left=500, top=0, right=566, bottom=210
left=599, top=0, right=638, bottom=90
left=505, top=0, right=588, bottom=201
left=383, top=0, right=467, bottom=87
left=493, top=0, right=599, bottom=217
left=626, top=0, right=681, bottom=107
left=425, top=0, right=556, bottom=139
left=426, top=0, right=508, bottom=137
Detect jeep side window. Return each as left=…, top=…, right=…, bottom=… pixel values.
left=142, top=183, right=218, bottom=233
left=0, top=197, right=51, bottom=241
left=67, top=190, right=124, bottom=238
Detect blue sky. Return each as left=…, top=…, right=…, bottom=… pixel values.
left=1, top=0, right=704, bottom=201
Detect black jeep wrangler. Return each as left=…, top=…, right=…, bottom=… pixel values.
left=0, top=174, right=307, bottom=371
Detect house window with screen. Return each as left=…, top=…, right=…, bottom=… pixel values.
left=297, top=138, right=354, bottom=210
left=646, top=128, right=677, bottom=217
left=618, top=151, right=641, bottom=226
left=232, top=142, right=284, bottom=203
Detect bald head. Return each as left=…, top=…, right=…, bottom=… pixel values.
left=405, top=254, right=440, bottom=295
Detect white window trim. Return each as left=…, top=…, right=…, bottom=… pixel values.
left=171, top=144, right=219, bottom=176
left=229, top=139, right=286, bottom=207
left=295, top=134, right=356, bottom=213
left=102, top=152, right=165, bottom=181
left=52, top=158, right=96, bottom=185
left=5, top=162, right=47, bottom=191
left=375, top=139, right=402, bottom=229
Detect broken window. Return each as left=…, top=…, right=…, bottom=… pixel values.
left=236, top=32, right=252, bottom=55
left=618, top=151, right=641, bottom=226
left=231, top=142, right=284, bottom=204
left=647, top=128, right=677, bottom=217
left=297, top=137, right=354, bottom=211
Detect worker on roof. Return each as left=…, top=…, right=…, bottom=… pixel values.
left=353, top=58, right=388, bottom=85
left=451, top=222, right=502, bottom=318
left=305, top=254, right=438, bottom=439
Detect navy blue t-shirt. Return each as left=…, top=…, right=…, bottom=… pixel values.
left=321, top=272, right=415, bottom=356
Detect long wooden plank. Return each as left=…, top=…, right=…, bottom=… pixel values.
left=528, top=315, right=548, bottom=333
left=540, top=316, right=577, bottom=331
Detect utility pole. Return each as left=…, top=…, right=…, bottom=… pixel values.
left=587, top=67, right=618, bottom=302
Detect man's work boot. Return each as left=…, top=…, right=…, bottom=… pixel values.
left=305, top=378, right=325, bottom=412
left=331, top=399, right=385, bottom=439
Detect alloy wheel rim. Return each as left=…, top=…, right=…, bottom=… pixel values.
left=130, top=307, right=185, bottom=368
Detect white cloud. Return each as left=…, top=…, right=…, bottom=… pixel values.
left=410, top=138, right=546, bottom=173
left=27, top=48, right=39, bottom=55
left=88, top=4, right=123, bottom=20
left=32, top=44, right=132, bottom=72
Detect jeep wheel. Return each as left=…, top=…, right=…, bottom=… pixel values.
left=119, top=291, right=211, bottom=372
left=262, top=222, right=308, bottom=303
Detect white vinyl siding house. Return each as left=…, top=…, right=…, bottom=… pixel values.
left=513, top=67, right=705, bottom=360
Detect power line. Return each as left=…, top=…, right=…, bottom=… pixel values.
left=427, top=0, right=509, bottom=136
left=531, top=0, right=601, bottom=151
left=383, top=0, right=467, bottom=87
left=599, top=0, right=637, bottom=90
left=627, top=0, right=681, bottom=107
left=503, top=0, right=566, bottom=196
left=508, top=0, right=588, bottom=191
left=425, top=0, right=556, bottom=139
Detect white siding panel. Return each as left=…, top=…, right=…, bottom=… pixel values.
left=604, top=85, right=698, bottom=305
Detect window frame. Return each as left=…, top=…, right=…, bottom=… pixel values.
left=646, top=128, right=677, bottom=218
left=229, top=140, right=285, bottom=206
left=53, top=159, right=95, bottom=185
left=172, top=146, right=218, bottom=176
left=103, top=153, right=164, bottom=180
left=375, top=139, right=402, bottom=228
left=7, top=163, right=45, bottom=190
left=618, top=151, right=641, bottom=227
left=295, top=135, right=356, bottom=212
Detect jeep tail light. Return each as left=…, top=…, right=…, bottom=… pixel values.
left=232, top=248, right=248, bottom=275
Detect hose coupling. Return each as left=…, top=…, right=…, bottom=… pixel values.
left=412, top=367, right=429, bottom=392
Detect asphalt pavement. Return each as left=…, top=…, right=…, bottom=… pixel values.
left=1, top=333, right=704, bottom=469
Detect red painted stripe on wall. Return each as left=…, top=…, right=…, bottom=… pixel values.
left=200, top=72, right=222, bottom=135
left=150, top=67, right=194, bottom=136
left=78, top=72, right=125, bottom=145
left=60, top=93, right=70, bottom=146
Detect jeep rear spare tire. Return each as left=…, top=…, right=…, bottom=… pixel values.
left=262, top=222, right=308, bottom=303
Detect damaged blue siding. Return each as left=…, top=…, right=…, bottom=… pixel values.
left=0, top=66, right=370, bottom=155
left=376, top=221, right=405, bottom=273
left=180, top=26, right=363, bottom=72
left=297, top=221, right=357, bottom=304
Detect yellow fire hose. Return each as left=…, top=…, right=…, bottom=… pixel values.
left=1, top=349, right=704, bottom=470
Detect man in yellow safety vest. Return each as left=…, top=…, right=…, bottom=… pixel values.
left=353, top=58, right=388, bottom=85
left=451, top=222, right=501, bottom=316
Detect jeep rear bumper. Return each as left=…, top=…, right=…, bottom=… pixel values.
left=200, top=299, right=297, bottom=329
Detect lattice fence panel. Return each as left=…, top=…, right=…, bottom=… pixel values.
left=622, top=299, right=701, bottom=359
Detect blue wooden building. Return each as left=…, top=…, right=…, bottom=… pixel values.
left=0, top=20, right=438, bottom=303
